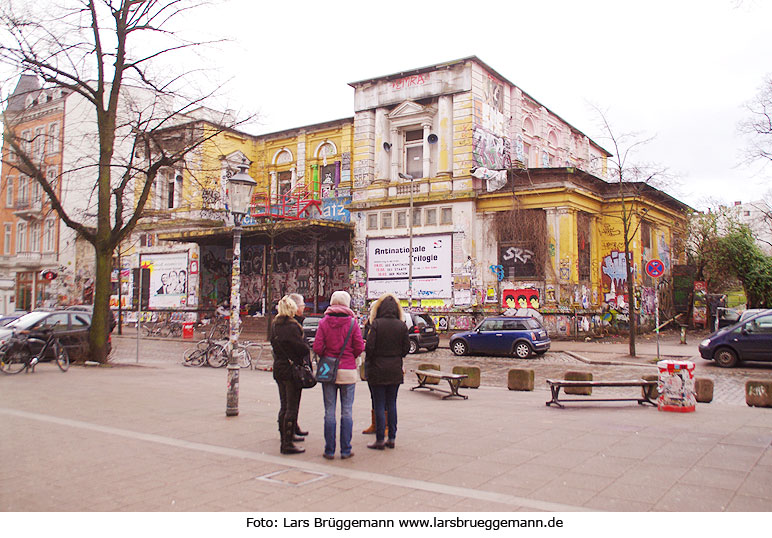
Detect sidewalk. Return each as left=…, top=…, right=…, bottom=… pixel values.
left=2, top=344, right=771, bottom=512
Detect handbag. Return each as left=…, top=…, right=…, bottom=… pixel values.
left=316, top=318, right=355, bottom=383
left=291, top=353, right=317, bottom=389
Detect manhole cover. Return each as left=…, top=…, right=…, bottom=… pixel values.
left=257, top=469, right=328, bottom=486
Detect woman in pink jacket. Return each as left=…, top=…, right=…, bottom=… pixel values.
left=313, top=290, right=365, bottom=460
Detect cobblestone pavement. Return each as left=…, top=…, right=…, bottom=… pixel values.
left=112, top=334, right=772, bottom=406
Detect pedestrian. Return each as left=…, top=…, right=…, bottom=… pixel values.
left=270, top=295, right=310, bottom=455
left=288, top=292, right=309, bottom=439
left=361, top=300, right=384, bottom=435
left=364, top=293, right=409, bottom=450
left=313, top=290, right=364, bottom=460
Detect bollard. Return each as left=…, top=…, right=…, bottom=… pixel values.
left=680, top=325, right=687, bottom=345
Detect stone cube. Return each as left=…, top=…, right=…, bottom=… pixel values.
left=452, top=365, right=480, bottom=388
left=695, top=377, right=714, bottom=403
left=642, top=374, right=659, bottom=400
left=508, top=369, right=534, bottom=391
left=746, top=380, right=772, bottom=408
left=564, top=371, right=593, bottom=395
left=418, top=363, right=441, bottom=385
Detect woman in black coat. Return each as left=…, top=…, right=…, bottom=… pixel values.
left=364, top=293, right=410, bottom=450
left=271, top=295, right=310, bottom=455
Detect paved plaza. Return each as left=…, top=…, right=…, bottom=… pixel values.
left=2, top=332, right=772, bottom=513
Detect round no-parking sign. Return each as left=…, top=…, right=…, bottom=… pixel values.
left=645, top=259, right=665, bottom=278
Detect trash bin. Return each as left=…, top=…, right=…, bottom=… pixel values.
left=182, top=322, right=195, bottom=340
left=657, top=360, right=696, bottom=412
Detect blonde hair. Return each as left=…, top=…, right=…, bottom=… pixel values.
left=277, top=295, right=299, bottom=318
left=330, top=290, right=351, bottom=308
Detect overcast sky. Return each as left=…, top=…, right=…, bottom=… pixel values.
left=5, top=0, right=770, bottom=211
left=182, top=0, right=771, bottom=211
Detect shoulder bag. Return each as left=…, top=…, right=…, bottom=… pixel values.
left=316, top=318, right=355, bottom=383
left=274, top=332, right=317, bottom=389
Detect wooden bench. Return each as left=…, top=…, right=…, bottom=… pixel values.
left=546, top=378, right=657, bottom=408
left=410, top=369, right=469, bottom=400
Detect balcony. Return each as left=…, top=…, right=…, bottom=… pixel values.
left=13, top=198, right=44, bottom=221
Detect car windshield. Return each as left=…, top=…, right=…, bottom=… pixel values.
left=415, top=314, right=434, bottom=327
left=6, top=312, right=50, bottom=330
left=524, top=318, right=543, bottom=330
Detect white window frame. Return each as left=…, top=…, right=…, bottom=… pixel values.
left=33, top=127, right=44, bottom=157
left=367, top=213, right=378, bottom=230
left=412, top=208, right=422, bottom=227
left=6, top=176, right=13, bottom=208
left=396, top=210, right=407, bottom=228
left=425, top=208, right=437, bottom=226
left=3, top=223, right=11, bottom=255
left=16, top=222, right=26, bottom=253
left=404, top=128, right=424, bottom=179
left=380, top=211, right=393, bottom=229
left=440, top=206, right=453, bottom=225
left=30, top=222, right=40, bottom=252
left=47, top=123, right=59, bottom=155
left=43, top=219, right=55, bottom=252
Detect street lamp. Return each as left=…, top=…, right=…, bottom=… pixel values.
left=225, top=160, right=257, bottom=417
left=398, top=172, right=414, bottom=307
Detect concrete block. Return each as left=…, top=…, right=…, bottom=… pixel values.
left=452, top=365, right=480, bottom=389
left=746, top=380, right=772, bottom=408
left=564, top=371, right=593, bottom=395
left=695, top=377, right=714, bottom=403
left=642, top=374, right=659, bottom=400
left=507, top=369, right=534, bottom=391
left=418, top=363, right=441, bottom=385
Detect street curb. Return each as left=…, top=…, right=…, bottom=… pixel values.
left=563, top=350, right=657, bottom=368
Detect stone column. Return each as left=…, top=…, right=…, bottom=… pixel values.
left=390, top=128, right=399, bottom=183
left=422, top=123, right=431, bottom=180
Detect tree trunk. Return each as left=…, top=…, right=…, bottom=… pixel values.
left=89, top=244, right=113, bottom=363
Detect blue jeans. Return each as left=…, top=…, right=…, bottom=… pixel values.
left=370, top=384, right=399, bottom=442
left=322, top=382, right=356, bottom=456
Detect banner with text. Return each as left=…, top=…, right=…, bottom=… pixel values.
left=367, top=234, right=452, bottom=300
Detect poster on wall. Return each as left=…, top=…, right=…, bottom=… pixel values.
left=141, top=252, right=189, bottom=309
left=367, top=234, right=452, bottom=300
left=693, top=281, right=707, bottom=328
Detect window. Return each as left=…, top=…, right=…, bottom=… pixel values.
left=30, top=222, right=40, bottom=252
left=16, top=222, right=27, bottom=252
left=47, top=166, right=58, bottom=188
left=440, top=207, right=453, bottom=225
left=47, top=123, right=59, bottom=155
left=404, top=129, right=423, bottom=179
left=18, top=176, right=28, bottom=205
left=277, top=170, right=292, bottom=197
left=20, top=130, right=31, bottom=154
left=641, top=221, right=651, bottom=249
left=577, top=212, right=591, bottom=281
left=33, top=127, right=44, bottom=157
left=425, top=208, right=437, bottom=226
left=396, top=211, right=407, bottom=228
left=139, top=233, right=155, bottom=247
left=43, top=219, right=55, bottom=252
left=4, top=224, right=11, bottom=255
left=367, top=213, right=378, bottom=230
left=167, top=180, right=175, bottom=208
left=412, top=208, right=421, bottom=227
left=381, top=211, right=392, bottom=229
left=32, top=181, right=41, bottom=206
left=71, top=314, right=90, bottom=328
left=176, top=174, right=183, bottom=206
left=5, top=176, right=13, bottom=208
left=37, top=313, right=69, bottom=331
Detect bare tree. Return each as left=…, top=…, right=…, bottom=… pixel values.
left=740, top=76, right=772, bottom=164
left=593, top=107, right=668, bottom=357
left=0, top=0, right=248, bottom=362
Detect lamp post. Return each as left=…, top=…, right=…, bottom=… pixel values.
left=225, top=160, right=257, bottom=417
left=398, top=173, right=414, bottom=307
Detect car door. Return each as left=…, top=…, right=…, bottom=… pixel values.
left=741, top=313, right=772, bottom=360
left=32, top=312, right=71, bottom=357
left=68, top=313, right=92, bottom=360
left=470, top=319, right=507, bottom=355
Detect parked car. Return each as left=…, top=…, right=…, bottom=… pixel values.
left=450, top=316, right=551, bottom=358
left=698, top=309, right=772, bottom=367
left=404, top=311, right=440, bottom=354
left=65, top=305, right=117, bottom=332
left=301, top=315, right=323, bottom=345
left=0, top=311, right=27, bottom=327
left=0, top=310, right=110, bottom=362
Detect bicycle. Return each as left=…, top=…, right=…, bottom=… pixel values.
left=0, top=327, right=70, bottom=374
left=181, top=337, right=228, bottom=367
left=206, top=339, right=261, bottom=369
left=141, top=319, right=182, bottom=338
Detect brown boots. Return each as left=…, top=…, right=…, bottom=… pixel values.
left=280, top=419, right=305, bottom=455
left=362, top=410, right=388, bottom=435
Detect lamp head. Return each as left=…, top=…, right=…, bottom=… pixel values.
left=227, top=159, right=257, bottom=216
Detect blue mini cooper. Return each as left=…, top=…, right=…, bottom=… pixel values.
left=450, top=316, right=551, bottom=358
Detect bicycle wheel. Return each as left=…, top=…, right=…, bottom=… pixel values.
left=182, top=347, right=206, bottom=367
left=54, top=340, right=70, bottom=372
left=0, top=347, right=30, bottom=375
left=170, top=324, right=182, bottom=338
left=159, top=324, right=172, bottom=338
left=235, top=346, right=251, bottom=369
left=206, top=343, right=229, bottom=368
left=140, top=324, right=152, bottom=337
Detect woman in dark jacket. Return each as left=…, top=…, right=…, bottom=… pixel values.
left=271, top=295, right=310, bottom=455
left=364, top=293, right=410, bottom=450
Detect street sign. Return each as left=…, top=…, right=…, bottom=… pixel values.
left=645, top=259, right=665, bottom=278
left=40, top=270, right=58, bottom=281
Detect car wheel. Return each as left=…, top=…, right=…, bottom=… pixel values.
left=408, top=339, right=418, bottom=354
left=451, top=340, right=468, bottom=356
left=714, top=347, right=738, bottom=368
left=513, top=341, right=532, bottom=359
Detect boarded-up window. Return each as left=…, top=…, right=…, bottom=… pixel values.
left=641, top=220, right=651, bottom=249
left=577, top=212, right=591, bottom=281
left=494, top=209, right=547, bottom=279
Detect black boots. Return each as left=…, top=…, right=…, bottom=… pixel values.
left=280, top=419, right=305, bottom=455
left=295, top=424, right=308, bottom=437
left=367, top=439, right=385, bottom=450
left=279, top=419, right=305, bottom=443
